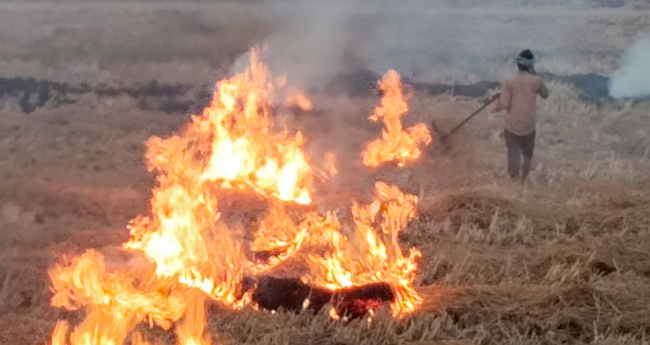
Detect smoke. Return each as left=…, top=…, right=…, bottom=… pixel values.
left=256, top=0, right=378, bottom=90
left=230, top=0, right=585, bottom=90
left=221, top=0, right=600, bottom=191
left=609, top=34, right=650, bottom=99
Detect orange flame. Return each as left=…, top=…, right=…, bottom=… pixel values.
left=48, top=48, right=310, bottom=345
left=51, top=321, right=69, bottom=345
left=302, top=181, right=422, bottom=315
left=250, top=201, right=311, bottom=273
left=48, top=49, right=425, bottom=345
left=323, top=152, right=338, bottom=177
left=362, top=70, right=432, bottom=168
left=49, top=250, right=193, bottom=345
left=285, top=89, right=313, bottom=112
left=198, top=50, right=312, bottom=204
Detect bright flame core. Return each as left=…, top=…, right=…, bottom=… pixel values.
left=48, top=49, right=424, bottom=345
left=197, top=50, right=312, bottom=204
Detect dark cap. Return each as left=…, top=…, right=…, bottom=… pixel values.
left=519, top=49, right=534, bottom=60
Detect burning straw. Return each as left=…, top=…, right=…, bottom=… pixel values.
left=47, top=48, right=428, bottom=345
left=361, top=70, right=432, bottom=168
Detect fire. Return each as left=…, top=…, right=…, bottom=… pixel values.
left=194, top=49, right=312, bottom=204
left=323, top=152, right=338, bottom=177
left=249, top=201, right=311, bottom=272
left=51, top=321, right=69, bottom=345
left=329, top=307, right=341, bottom=320
left=302, top=182, right=422, bottom=315
left=48, top=49, right=426, bottom=345
left=362, top=70, right=432, bottom=168
left=285, top=89, right=313, bottom=112
left=49, top=250, right=192, bottom=345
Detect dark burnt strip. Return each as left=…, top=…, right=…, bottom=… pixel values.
left=0, top=71, right=642, bottom=114
left=322, top=68, right=618, bottom=103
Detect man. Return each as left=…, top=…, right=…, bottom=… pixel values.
left=492, top=49, right=549, bottom=182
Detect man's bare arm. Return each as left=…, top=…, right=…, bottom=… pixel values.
left=493, top=82, right=511, bottom=112
left=538, top=80, right=549, bottom=99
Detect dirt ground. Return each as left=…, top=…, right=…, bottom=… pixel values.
left=0, top=2, right=649, bottom=345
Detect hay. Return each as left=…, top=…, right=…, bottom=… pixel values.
left=0, top=5, right=649, bottom=342
left=3, top=176, right=650, bottom=345
left=436, top=279, right=650, bottom=343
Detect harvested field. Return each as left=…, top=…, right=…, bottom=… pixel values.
left=0, top=1, right=649, bottom=345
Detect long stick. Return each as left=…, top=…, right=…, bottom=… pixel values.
left=446, top=97, right=497, bottom=136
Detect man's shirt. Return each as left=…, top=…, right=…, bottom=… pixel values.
left=494, top=71, right=549, bottom=135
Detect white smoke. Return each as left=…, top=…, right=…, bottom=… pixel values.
left=261, top=0, right=370, bottom=90
left=228, top=0, right=588, bottom=90
left=227, top=0, right=360, bottom=89
left=609, top=34, right=650, bottom=98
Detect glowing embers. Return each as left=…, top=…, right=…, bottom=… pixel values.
left=362, top=70, right=432, bottom=168
left=249, top=275, right=394, bottom=319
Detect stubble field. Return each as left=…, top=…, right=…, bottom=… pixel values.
left=0, top=2, right=649, bottom=345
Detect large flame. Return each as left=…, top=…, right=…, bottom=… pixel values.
left=48, top=50, right=425, bottom=345
left=198, top=50, right=312, bottom=204
left=362, top=70, right=432, bottom=168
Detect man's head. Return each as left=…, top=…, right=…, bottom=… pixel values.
left=516, top=49, right=536, bottom=74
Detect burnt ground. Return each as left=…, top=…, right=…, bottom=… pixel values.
left=0, top=70, right=632, bottom=115
left=0, top=77, right=213, bottom=115
left=323, top=69, right=617, bottom=103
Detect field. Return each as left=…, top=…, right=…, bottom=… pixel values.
left=0, top=1, right=650, bottom=345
